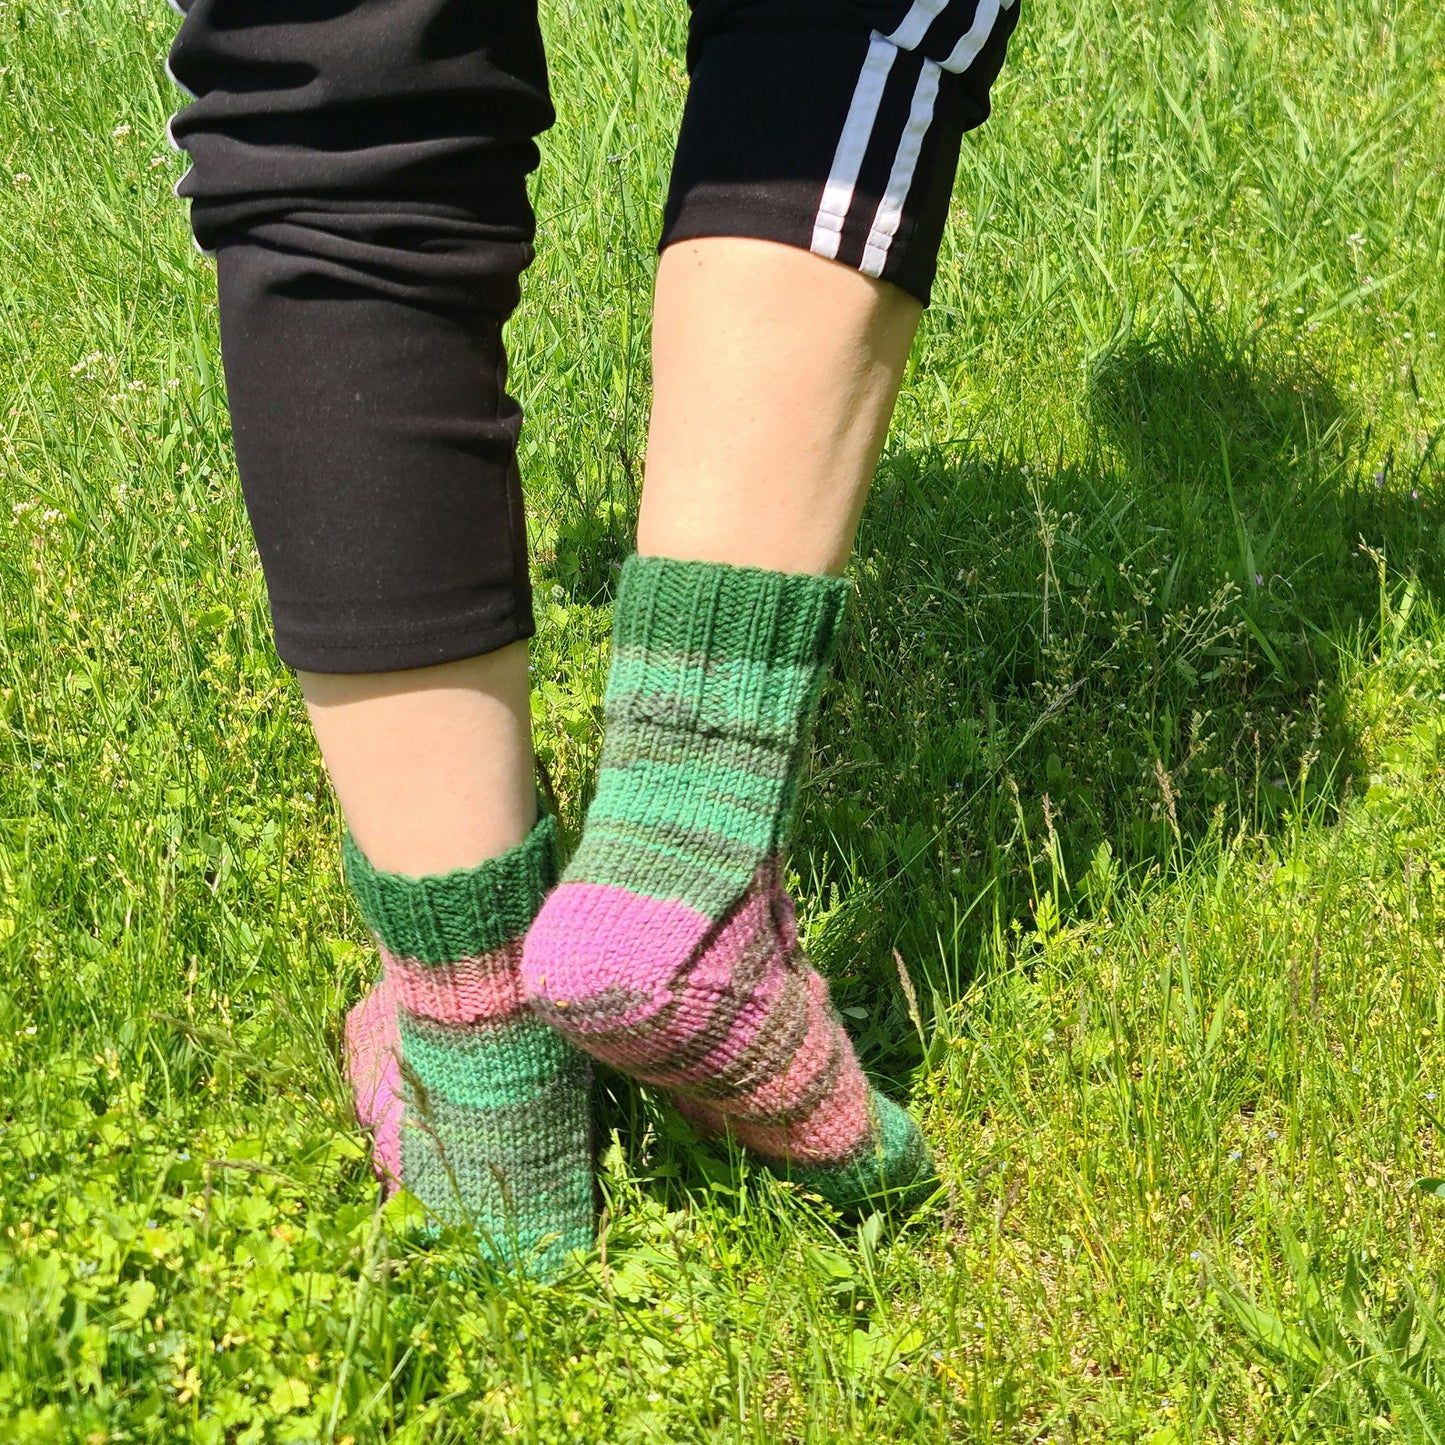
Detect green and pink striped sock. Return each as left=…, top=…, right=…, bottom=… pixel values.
left=522, top=555, right=937, bottom=1212
left=343, top=813, right=594, bottom=1274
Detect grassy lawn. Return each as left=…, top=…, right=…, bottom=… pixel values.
left=2, top=0, right=1445, bottom=1438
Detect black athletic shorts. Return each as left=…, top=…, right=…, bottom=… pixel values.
left=166, top=0, right=1018, bottom=672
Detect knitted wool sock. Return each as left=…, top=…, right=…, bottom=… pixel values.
left=522, top=555, right=937, bottom=1212
left=342, top=813, right=594, bottom=1273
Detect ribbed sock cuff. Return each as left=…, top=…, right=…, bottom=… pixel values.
left=607, top=555, right=850, bottom=748
left=614, top=554, right=850, bottom=667
left=343, top=810, right=559, bottom=964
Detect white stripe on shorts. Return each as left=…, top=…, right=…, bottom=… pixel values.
left=859, top=58, right=942, bottom=276
left=809, top=33, right=898, bottom=261
left=885, top=0, right=954, bottom=51
left=942, top=0, right=1006, bottom=74
left=810, top=0, right=1013, bottom=271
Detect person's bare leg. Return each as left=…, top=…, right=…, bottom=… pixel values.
left=300, top=236, right=906, bottom=876
left=297, top=641, right=536, bottom=876
left=521, top=233, right=941, bottom=1215
left=303, top=643, right=595, bottom=1263
left=638, top=236, right=922, bottom=575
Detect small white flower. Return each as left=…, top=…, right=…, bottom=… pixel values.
left=112, top=123, right=132, bottom=139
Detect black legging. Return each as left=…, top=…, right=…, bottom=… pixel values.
left=167, top=0, right=1018, bottom=672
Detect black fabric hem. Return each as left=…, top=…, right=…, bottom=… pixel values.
left=272, top=608, right=536, bottom=674
left=660, top=186, right=938, bottom=307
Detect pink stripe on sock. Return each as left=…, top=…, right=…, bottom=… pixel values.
left=692, top=970, right=842, bottom=1119
left=522, top=883, right=713, bottom=1034
left=679, top=1050, right=874, bottom=1167
left=344, top=972, right=405, bottom=1191
left=383, top=940, right=527, bottom=1026
left=365, top=1054, right=404, bottom=1191
left=574, top=882, right=788, bottom=1073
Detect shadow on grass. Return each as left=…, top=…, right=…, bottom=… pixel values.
left=558, top=315, right=1441, bottom=1170
left=797, top=315, right=1443, bottom=1073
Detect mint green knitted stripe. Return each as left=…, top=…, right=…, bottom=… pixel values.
left=609, top=650, right=819, bottom=706
left=401, top=1091, right=594, bottom=1244
left=613, top=555, right=849, bottom=668
left=400, top=1014, right=580, bottom=1110
left=606, top=650, right=824, bottom=747
left=564, top=820, right=760, bottom=915
left=600, top=717, right=793, bottom=779
left=405, top=1055, right=588, bottom=1139
left=587, top=751, right=788, bottom=846
left=343, top=810, right=558, bottom=964
left=786, top=1093, right=938, bottom=1213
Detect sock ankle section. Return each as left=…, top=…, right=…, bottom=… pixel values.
left=343, top=813, right=594, bottom=1272
left=523, top=555, right=935, bottom=1206
left=564, top=555, right=850, bottom=917
left=343, top=815, right=558, bottom=963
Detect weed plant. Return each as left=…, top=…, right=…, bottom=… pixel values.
left=1, top=0, right=1444, bottom=1439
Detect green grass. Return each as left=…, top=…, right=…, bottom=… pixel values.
left=2, top=0, right=1444, bottom=1437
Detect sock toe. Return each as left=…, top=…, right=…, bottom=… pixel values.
left=779, top=1092, right=939, bottom=1214
left=679, top=1087, right=938, bottom=1214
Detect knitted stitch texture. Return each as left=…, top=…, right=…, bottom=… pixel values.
left=522, top=555, right=937, bottom=1212
left=343, top=813, right=594, bottom=1274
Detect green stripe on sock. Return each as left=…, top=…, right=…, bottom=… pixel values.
left=587, top=752, right=787, bottom=849
left=600, top=720, right=794, bottom=784
left=400, top=1014, right=582, bottom=1111
left=788, top=1093, right=938, bottom=1213
left=406, top=1062, right=591, bottom=1158
left=607, top=649, right=826, bottom=748
left=344, top=810, right=558, bottom=963
left=401, top=1090, right=595, bottom=1251
left=564, top=816, right=764, bottom=916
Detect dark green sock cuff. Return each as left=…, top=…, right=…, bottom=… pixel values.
left=612, top=555, right=851, bottom=669
left=342, top=809, right=559, bottom=964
